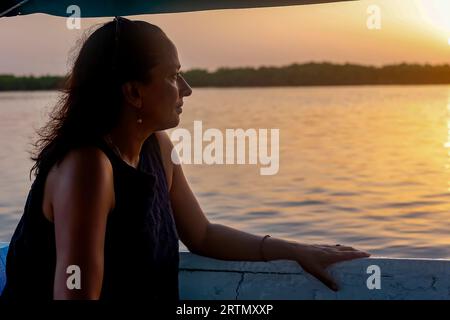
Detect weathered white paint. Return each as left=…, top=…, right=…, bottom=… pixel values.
left=179, top=252, right=450, bottom=300
left=2, top=243, right=450, bottom=299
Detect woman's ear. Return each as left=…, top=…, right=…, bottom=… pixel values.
left=121, top=81, right=142, bottom=110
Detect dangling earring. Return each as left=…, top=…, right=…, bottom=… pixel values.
left=136, top=106, right=143, bottom=124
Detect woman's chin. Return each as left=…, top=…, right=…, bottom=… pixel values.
left=167, top=114, right=181, bottom=129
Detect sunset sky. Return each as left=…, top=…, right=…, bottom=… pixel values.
left=0, top=0, right=449, bottom=75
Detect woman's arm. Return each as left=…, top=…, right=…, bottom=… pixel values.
left=49, top=147, right=114, bottom=299
left=158, top=131, right=370, bottom=291
left=191, top=224, right=369, bottom=291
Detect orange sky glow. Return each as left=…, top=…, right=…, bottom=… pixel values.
left=0, top=0, right=448, bottom=75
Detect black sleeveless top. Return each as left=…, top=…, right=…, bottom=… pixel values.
left=0, top=134, right=180, bottom=301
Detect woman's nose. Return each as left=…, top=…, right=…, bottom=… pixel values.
left=179, top=75, right=192, bottom=97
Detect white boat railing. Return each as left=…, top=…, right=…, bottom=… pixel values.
left=179, top=251, right=450, bottom=299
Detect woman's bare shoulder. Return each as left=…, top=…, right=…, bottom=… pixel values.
left=52, top=146, right=113, bottom=181
left=43, top=146, right=114, bottom=222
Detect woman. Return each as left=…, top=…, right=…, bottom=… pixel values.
left=1, top=17, right=369, bottom=300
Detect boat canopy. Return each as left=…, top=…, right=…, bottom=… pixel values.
left=1, top=0, right=356, bottom=18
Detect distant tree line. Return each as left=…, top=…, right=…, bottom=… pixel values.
left=183, top=63, right=450, bottom=87
left=1, top=63, right=449, bottom=91
left=0, top=75, right=65, bottom=91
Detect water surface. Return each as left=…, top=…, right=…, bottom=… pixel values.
left=1, top=86, right=450, bottom=258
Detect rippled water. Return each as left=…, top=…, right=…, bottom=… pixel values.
left=1, top=86, right=450, bottom=258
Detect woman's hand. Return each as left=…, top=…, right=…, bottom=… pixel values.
left=292, top=243, right=370, bottom=291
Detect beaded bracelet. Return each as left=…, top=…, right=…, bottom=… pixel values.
left=260, top=235, right=271, bottom=262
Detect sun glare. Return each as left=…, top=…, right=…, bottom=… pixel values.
left=417, top=0, right=450, bottom=31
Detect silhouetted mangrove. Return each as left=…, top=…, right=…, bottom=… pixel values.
left=1, top=63, right=449, bottom=91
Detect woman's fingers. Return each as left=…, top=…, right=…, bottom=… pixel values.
left=296, top=244, right=370, bottom=292
left=334, top=245, right=355, bottom=251
left=312, top=267, right=339, bottom=292
left=333, top=250, right=370, bottom=262
left=314, top=251, right=369, bottom=290
left=323, top=244, right=359, bottom=251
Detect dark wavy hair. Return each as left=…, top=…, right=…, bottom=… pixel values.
left=30, top=17, right=165, bottom=177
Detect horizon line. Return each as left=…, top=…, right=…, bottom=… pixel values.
left=2, top=61, right=450, bottom=77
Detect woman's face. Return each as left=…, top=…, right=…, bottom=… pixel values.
left=137, top=35, right=192, bottom=131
